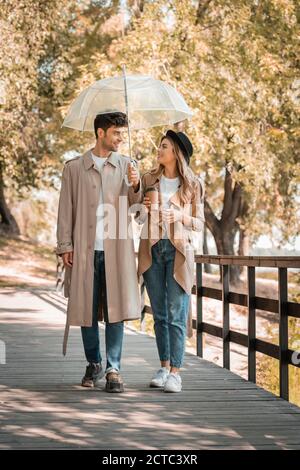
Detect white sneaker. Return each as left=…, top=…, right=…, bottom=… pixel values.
left=149, top=367, right=170, bottom=388
left=164, top=372, right=182, bottom=393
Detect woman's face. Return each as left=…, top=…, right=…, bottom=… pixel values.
left=157, top=138, right=176, bottom=166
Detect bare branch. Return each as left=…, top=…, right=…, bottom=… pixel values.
left=195, top=0, right=213, bottom=25
left=204, top=199, right=221, bottom=237
left=221, top=167, right=233, bottom=222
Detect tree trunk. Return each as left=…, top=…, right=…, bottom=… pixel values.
left=213, top=223, right=241, bottom=285
left=203, top=225, right=213, bottom=273
left=0, top=168, right=20, bottom=236
left=204, top=166, right=243, bottom=286
left=238, top=227, right=249, bottom=276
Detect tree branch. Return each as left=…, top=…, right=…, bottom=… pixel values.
left=221, top=167, right=233, bottom=222
left=204, top=199, right=220, bottom=238
left=195, top=0, right=213, bottom=25
left=228, top=182, right=243, bottom=226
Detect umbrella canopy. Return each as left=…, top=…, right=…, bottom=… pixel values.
left=62, top=74, right=193, bottom=132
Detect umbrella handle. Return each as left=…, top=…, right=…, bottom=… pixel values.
left=124, top=159, right=138, bottom=187
left=122, top=64, right=132, bottom=160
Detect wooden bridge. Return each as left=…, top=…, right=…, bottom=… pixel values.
left=0, top=256, right=300, bottom=450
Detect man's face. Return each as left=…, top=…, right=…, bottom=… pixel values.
left=98, top=125, right=127, bottom=152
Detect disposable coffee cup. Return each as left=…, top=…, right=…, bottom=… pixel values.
left=144, top=187, right=159, bottom=205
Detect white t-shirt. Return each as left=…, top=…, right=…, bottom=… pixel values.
left=92, top=152, right=107, bottom=251
left=159, top=174, right=180, bottom=238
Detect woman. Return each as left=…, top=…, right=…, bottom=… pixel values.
left=138, top=130, right=204, bottom=393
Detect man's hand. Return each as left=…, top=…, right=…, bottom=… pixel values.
left=127, top=162, right=140, bottom=190
left=62, top=251, right=73, bottom=268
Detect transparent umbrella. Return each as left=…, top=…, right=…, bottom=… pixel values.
left=62, top=67, right=193, bottom=186
left=62, top=67, right=193, bottom=153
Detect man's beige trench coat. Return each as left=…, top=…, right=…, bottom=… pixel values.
left=56, top=149, right=143, bottom=354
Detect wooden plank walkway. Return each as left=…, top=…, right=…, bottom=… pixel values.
left=1, top=287, right=300, bottom=450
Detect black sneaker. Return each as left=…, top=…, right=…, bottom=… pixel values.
left=105, top=370, right=124, bottom=393
left=81, top=362, right=105, bottom=388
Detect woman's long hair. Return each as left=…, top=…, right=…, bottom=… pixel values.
left=149, top=135, right=198, bottom=205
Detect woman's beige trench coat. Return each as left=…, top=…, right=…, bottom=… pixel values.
left=56, top=149, right=143, bottom=354
left=137, top=167, right=205, bottom=338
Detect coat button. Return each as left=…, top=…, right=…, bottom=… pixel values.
left=89, top=225, right=93, bottom=229
left=91, top=204, right=95, bottom=208
left=93, top=185, right=96, bottom=189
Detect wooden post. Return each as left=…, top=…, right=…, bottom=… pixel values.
left=140, top=277, right=146, bottom=332
left=222, top=265, right=230, bottom=369
left=196, top=262, right=203, bottom=357
left=279, top=267, right=289, bottom=401
left=247, top=266, right=256, bottom=382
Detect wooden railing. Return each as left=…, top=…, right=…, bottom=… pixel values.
left=140, top=255, right=300, bottom=402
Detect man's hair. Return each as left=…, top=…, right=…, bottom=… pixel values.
left=94, top=112, right=128, bottom=139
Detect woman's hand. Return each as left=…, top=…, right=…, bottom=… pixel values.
left=161, top=208, right=183, bottom=224
left=142, top=196, right=151, bottom=212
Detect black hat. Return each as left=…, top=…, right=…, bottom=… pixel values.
left=165, top=130, right=193, bottom=165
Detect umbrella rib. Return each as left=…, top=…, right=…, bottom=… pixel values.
left=89, top=76, right=152, bottom=91
left=131, top=107, right=192, bottom=111
left=76, top=88, right=89, bottom=129
left=90, top=83, right=117, bottom=91
left=82, top=87, right=104, bottom=132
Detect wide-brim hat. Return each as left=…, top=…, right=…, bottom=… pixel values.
left=165, top=130, right=193, bottom=165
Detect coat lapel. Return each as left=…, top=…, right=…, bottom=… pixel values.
left=83, top=150, right=120, bottom=204
left=146, top=167, right=182, bottom=208
left=169, top=190, right=181, bottom=209
left=83, top=149, right=119, bottom=171
left=100, top=153, right=119, bottom=203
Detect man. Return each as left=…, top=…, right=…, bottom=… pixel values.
left=56, top=112, right=143, bottom=393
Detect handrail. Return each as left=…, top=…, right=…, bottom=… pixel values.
left=195, top=255, right=300, bottom=268
left=139, top=254, right=300, bottom=402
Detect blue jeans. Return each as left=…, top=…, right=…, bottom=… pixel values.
left=81, top=250, right=124, bottom=373
left=143, top=238, right=190, bottom=368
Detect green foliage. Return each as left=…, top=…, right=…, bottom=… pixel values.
left=1, top=0, right=299, bottom=245
left=78, top=0, right=300, bottom=244
left=0, top=0, right=120, bottom=194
